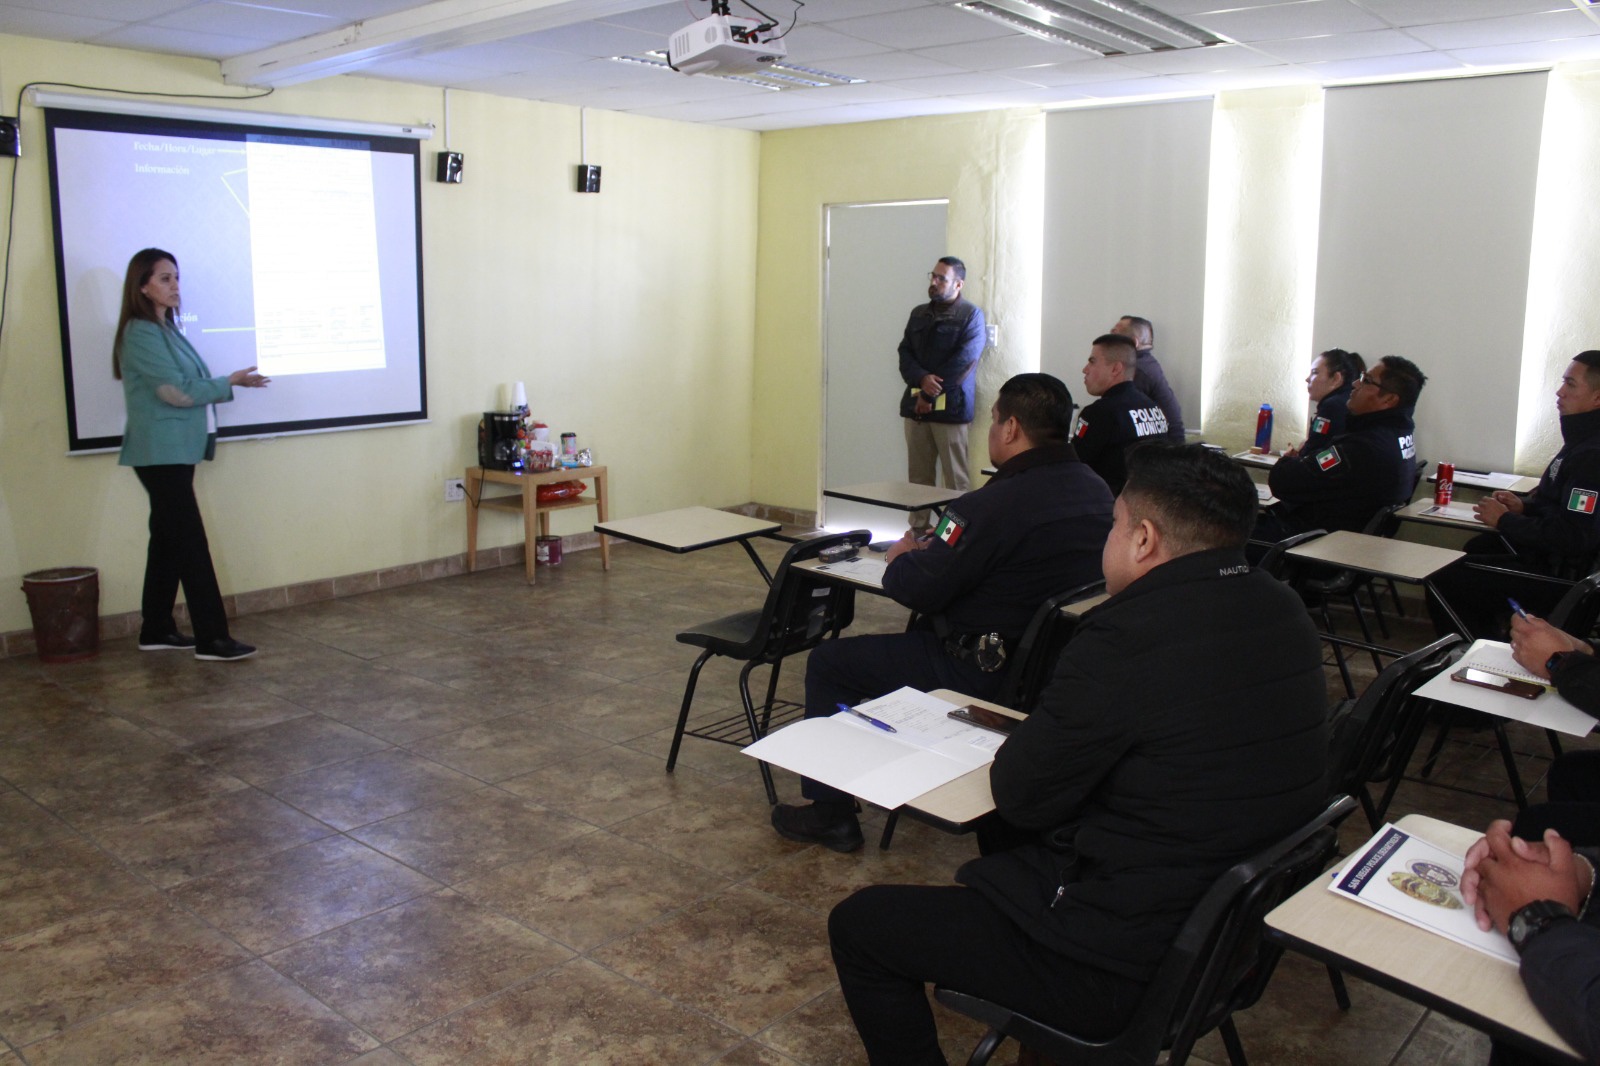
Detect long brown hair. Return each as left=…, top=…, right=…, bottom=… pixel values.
left=112, top=247, right=178, bottom=380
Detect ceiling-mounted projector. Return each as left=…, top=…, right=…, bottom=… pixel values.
left=668, top=14, right=786, bottom=76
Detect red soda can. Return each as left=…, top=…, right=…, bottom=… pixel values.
left=1435, top=462, right=1455, bottom=506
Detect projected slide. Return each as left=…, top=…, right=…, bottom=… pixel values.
left=46, top=107, right=426, bottom=452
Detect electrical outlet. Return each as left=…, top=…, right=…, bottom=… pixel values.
left=444, top=477, right=465, bottom=502
left=986, top=323, right=998, bottom=348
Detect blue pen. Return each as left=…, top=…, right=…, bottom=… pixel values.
left=838, top=702, right=897, bottom=733
left=1508, top=598, right=1529, bottom=620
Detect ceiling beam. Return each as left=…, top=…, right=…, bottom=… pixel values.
left=221, top=0, right=669, bottom=87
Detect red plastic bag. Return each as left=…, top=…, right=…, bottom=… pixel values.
left=536, top=481, right=585, bottom=504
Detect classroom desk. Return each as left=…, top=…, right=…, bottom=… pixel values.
left=1428, top=471, right=1539, bottom=494
left=594, top=506, right=781, bottom=582
left=466, top=465, right=609, bottom=584
left=823, top=480, right=964, bottom=514
left=890, top=688, right=1021, bottom=839
left=1265, top=814, right=1581, bottom=1063
left=1286, top=530, right=1468, bottom=656
left=1230, top=450, right=1280, bottom=470
left=793, top=555, right=887, bottom=591
left=1397, top=498, right=1491, bottom=533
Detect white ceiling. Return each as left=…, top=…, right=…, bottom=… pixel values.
left=1, top=0, right=1597, bottom=130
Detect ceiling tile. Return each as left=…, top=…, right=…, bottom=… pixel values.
left=515, top=19, right=663, bottom=58
left=4, top=0, right=186, bottom=17
left=1354, top=0, right=1573, bottom=27
left=1445, top=34, right=1600, bottom=66
left=0, top=8, right=120, bottom=38
left=1304, top=49, right=1468, bottom=80
left=1111, top=42, right=1282, bottom=74
left=826, top=4, right=1014, bottom=50
left=752, top=23, right=892, bottom=62
left=821, top=50, right=968, bottom=80
left=789, top=0, right=936, bottom=23
left=878, top=70, right=1045, bottom=96
left=417, top=38, right=591, bottom=75
left=242, top=0, right=425, bottom=18
left=1404, top=9, right=1597, bottom=49
left=912, top=33, right=1099, bottom=71
left=1250, top=28, right=1430, bottom=62
left=148, top=1, right=336, bottom=38
left=89, top=23, right=274, bottom=59
left=998, top=58, right=1149, bottom=87
left=1155, top=0, right=1323, bottom=14
left=1073, top=75, right=1195, bottom=99
left=1189, top=0, right=1388, bottom=43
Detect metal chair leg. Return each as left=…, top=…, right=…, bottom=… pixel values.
left=666, top=649, right=716, bottom=773
left=1218, top=1016, right=1249, bottom=1066
left=879, top=810, right=900, bottom=850
left=735, top=659, right=782, bottom=804
left=1327, top=965, right=1352, bottom=1010
left=966, top=1029, right=1006, bottom=1066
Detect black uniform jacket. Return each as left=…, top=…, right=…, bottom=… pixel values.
left=897, top=296, right=985, bottom=424
left=1074, top=381, right=1169, bottom=494
left=1496, top=407, right=1600, bottom=575
left=1303, top=383, right=1353, bottom=453
left=1268, top=406, right=1417, bottom=534
left=955, top=548, right=1328, bottom=982
left=881, top=442, right=1112, bottom=643
left=1134, top=347, right=1185, bottom=441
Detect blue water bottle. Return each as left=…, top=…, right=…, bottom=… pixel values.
left=1254, top=403, right=1273, bottom=452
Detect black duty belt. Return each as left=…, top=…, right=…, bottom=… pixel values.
left=943, top=631, right=1008, bottom=673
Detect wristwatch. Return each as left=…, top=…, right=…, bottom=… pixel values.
left=1546, top=651, right=1569, bottom=677
left=1508, top=900, right=1575, bottom=954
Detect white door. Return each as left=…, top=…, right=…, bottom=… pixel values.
left=823, top=200, right=948, bottom=539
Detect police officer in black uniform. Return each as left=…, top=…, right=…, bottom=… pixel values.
left=1255, top=355, right=1426, bottom=542
left=1289, top=347, right=1363, bottom=457
left=1428, top=351, right=1600, bottom=639
left=771, top=373, right=1114, bottom=852
left=1074, top=333, right=1170, bottom=494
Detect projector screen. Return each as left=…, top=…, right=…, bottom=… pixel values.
left=45, top=106, right=427, bottom=453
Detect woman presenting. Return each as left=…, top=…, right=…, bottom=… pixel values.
left=113, top=248, right=268, bottom=661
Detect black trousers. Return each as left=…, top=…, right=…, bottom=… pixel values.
left=1425, top=536, right=1568, bottom=642
left=134, top=464, right=229, bottom=642
left=800, top=629, right=1005, bottom=804
left=1513, top=750, right=1600, bottom=847
left=829, top=884, right=1143, bottom=1065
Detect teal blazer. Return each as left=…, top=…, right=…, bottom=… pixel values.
left=117, top=319, right=234, bottom=467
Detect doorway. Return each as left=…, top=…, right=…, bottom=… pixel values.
left=822, top=200, right=949, bottom=539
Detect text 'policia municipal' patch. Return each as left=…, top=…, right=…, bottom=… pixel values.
left=1316, top=447, right=1341, bottom=472
left=1569, top=488, right=1598, bottom=515
left=934, top=511, right=967, bottom=547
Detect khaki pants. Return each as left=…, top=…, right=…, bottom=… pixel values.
left=903, top=419, right=969, bottom=530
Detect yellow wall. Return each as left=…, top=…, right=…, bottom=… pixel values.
left=750, top=109, right=1044, bottom=511
left=0, top=35, right=758, bottom=633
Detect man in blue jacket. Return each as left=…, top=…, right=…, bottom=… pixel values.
left=826, top=443, right=1328, bottom=1063
left=772, top=373, right=1113, bottom=853
left=899, top=256, right=986, bottom=531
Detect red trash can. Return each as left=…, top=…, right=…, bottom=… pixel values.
left=21, top=566, right=100, bottom=663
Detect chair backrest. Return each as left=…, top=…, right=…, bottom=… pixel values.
left=1362, top=500, right=1407, bottom=540
left=993, top=580, right=1106, bottom=713
left=1326, top=633, right=1464, bottom=826
left=1548, top=570, right=1600, bottom=638
left=1154, top=795, right=1358, bottom=1065
left=749, top=530, right=874, bottom=661
left=1253, top=530, right=1326, bottom=581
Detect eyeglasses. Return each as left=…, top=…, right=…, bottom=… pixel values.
left=1356, top=372, right=1394, bottom=394
left=927, top=272, right=957, bottom=284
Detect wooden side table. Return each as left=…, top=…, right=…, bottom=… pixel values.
left=464, top=465, right=610, bottom=584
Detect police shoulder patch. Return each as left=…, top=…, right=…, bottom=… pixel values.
left=1316, top=447, right=1341, bottom=472
left=1075, top=419, right=1089, bottom=438
left=933, top=510, right=968, bottom=546
left=1310, top=416, right=1330, bottom=435
left=1569, top=488, right=1598, bottom=515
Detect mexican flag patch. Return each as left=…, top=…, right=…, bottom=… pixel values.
left=1569, top=488, right=1597, bottom=514
left=1316, top=447, right=1341, bottom=472
left=933, top=511, right=967, bottom=547
left=1075, top=419, right=1090, bottom=439
left=1310, top=416, right=1330, bottom=436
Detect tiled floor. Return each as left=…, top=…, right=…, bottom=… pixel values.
left=0, top=537, right=1584, bottom=1064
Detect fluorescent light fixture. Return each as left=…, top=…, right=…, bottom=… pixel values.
left=956, top=3, right=1105, bottom=56
left=1080, top=0, right=1219, bottom=48
left=28, top=89, right=433, bottom=139
left=1006, top=0, right=1170, bottom=52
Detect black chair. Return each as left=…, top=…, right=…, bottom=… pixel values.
left=876, top=580, right=1106, bottom=850
left=665, top=529, right=872, bottom=804
left=934, top=795, right=1357, bottom=1066
left=1326, top=634, right=1465, bottom=832
left=1294, top=502, right=1408, bottom=670
left=1547, top=570, right=1600, bottom=638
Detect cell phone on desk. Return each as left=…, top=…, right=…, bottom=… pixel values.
left=948, top=705, right=1019, bottom=736
left=1450, top=667, right=1543, bottom=701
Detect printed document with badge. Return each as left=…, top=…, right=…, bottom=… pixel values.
left=741, top=687, right=1005, bottom=809
left=1330, top=823, right=1517, bottom=964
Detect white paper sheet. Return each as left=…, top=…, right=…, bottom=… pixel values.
left=1231, top=450, right=1279, bottom=467
left=1416, top=647, right=1597, bottom=737
left=1415, top=502, right=1483, bottom=524
left=741, top=688, right=1001, bottom=809
left=1449, top=471, right=1524, bottom=491
left=811, top=557, right=888, bottom=588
